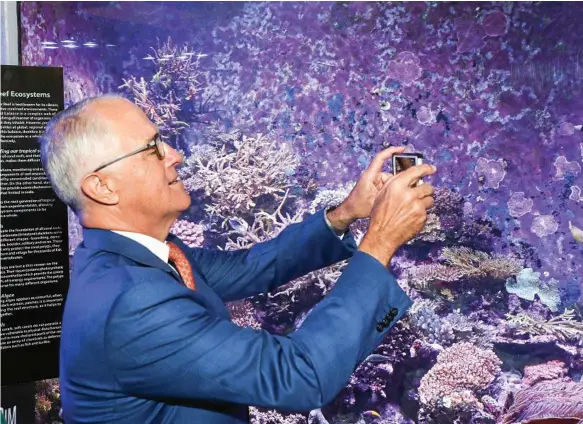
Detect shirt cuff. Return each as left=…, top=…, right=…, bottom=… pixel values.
left=324, top=207, right=346, bottom=239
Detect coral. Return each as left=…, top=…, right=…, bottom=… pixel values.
left=413, top=213, right=446, bottom=243
left=475, top=158, right=507, bottom=189
left=35, top=378, right=63, bottom=424
left=308, top=183, right=355, bottom=214
left=249, top=407, right=306, bottom=424
left=180, top=131, right=299, bottom=217
left=67, top=207, right=83, bottom=256
left=505, top=268, right=561, bottom=312
left=442, top=312, right=497, bottom=348
left=504, top=309, right=583, bottom=343
left=227, top=299, right=262, bottom=330
left=522, top=360, right=569, bottom=386
left=409, top=304, right=455, bottom=346
left=530, top=215, right=559, bottom=238
left=507, top=192, right=533, bottom=218
left=440, top=247, right=522, bottom=281
left=553, top=156, right=581, bottom=180
left=500, top=381, right=583, bottom=424
left=387, top=51, right=422, bottom=86
left=407, top=264, right=465, bottom=291
left=169, top=219, right=204, bottom=248
left=418, top=342, right=502, bottom=407
left=482, top=11, right=508, bottom=37
left=119, top=37, right=204, bottom=141
left=570, top=185, right=583, bottom=202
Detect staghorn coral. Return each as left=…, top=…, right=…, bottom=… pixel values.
left=413, top=213, right=446, bottom=243
left=522, top=360, right=569, bottom=386
left=440, top=247, right=522, bottom=281
left=227, top=299, right=262, bottom=330
left=500, top=381, right=583, bottom=424
left=418, top=342, right=502, bottom=407
left=120, top=37, right=205, bottom=140
left=505, top=268, right=561, bottom=312
left=504, top=309, right=583, bottom=343
left=249, top=407, right=306, bottom=424
left=308, top=183, right=355, bottom=214
left=170, top=219, right=205, bottom=248
left=180, top=131, right=299, bottom=217
left=407, top=264, right=465, bottom=291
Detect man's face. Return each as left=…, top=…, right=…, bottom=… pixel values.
left=91, top=98, right=191, bottom=225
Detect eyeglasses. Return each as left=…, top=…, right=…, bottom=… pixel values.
left=93, top=133, right=166, bottom=172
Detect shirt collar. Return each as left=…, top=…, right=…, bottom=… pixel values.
left=111, top=230, right=170, bottom=264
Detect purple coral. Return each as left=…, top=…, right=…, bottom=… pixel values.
left=387, top=51, right=422, bottom=86
left=170, top=219, right=204, bottom=248
left=553, top=155, right=581, bottom=179
left=522, top=360, right=569, bottom=386
left=507, top=192, right=533, bottom=218
left=455, top=18, right=486, bottom=53
left=475, top=157, right=507, bottom=189
left=482, top=11, right=508, bottom=37
left=418, top=342, right=502, bottom=407
left=531, top=215, right=559, bottom=238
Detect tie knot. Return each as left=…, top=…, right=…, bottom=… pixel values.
left=167, top=241, right=196, bottom=290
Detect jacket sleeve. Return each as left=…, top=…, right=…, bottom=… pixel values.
left=182, top=209, right=358, bottom=302
left=104, top=251, right=413, bottom=411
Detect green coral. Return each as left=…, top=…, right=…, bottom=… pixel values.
left=505, top=268, right=561, bottom=312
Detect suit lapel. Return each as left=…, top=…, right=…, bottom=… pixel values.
left=82, top=228, right=180, bottom=281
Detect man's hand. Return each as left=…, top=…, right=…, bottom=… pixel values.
left=326, top=146, right=406, bottom=233
left=359, top=164, right=437, bottom=266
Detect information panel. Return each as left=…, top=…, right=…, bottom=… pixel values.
left=1, top=65, right=68, bottom=385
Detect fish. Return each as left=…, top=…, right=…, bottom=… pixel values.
left=569, top=221, right=583, bottom=243
left=228, top=217, right=248, bottom=234
left=364, top=354, right=391, bottom=363
left=362, top=410, right=381, bottom=418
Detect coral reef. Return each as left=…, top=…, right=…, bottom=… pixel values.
left=249, top=407, right=306, bottom=424
left=506, top=268, right=561, bottom=312
left=522, top=360, right=569, bottom=386
left=504, top=309, right=583, bottom=343
left=35, top=378, right=63, bottom=424
left=418, top=342, right=502, bottom=408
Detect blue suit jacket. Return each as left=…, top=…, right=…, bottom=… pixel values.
left=60, top=210, right=412, bottom=423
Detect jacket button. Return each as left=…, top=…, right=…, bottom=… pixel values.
left=376, top=323, right=384, bottom=332
left=383, top=316, right=391, bottom=325
left=389, top=307, right=398, bottom=317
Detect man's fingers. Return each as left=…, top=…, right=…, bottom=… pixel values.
left=395, top=164, right=437, bottom=187
left=367, top=146, right=406, bottom=174
left=421, top=195, right=435, bottom=210
left=413, top=182, right=434, bottom=199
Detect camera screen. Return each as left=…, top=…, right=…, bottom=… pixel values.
left=395, top=156, right=417, bottom=173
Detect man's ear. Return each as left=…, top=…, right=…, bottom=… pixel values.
left=81, top=173, right=119, bottom=206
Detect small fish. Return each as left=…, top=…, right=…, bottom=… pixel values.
left=574, top=124, right=582, bottom=131
left=228, top=217, right=248, bottom=234
left=363, top=410, right=381, bottom=418
left=364, top=354, right=390, bottom=363
left=569, top=221, right=583, bottom=243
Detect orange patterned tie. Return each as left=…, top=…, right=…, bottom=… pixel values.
left=167, top=241, right=196, bottom=290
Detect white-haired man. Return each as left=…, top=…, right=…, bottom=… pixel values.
left=40, top=95, right=435, bottom=423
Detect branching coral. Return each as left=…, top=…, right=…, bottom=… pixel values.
left=119, top=37, right=205, bottom=139
left=504, top=309, right=583, bottom=343
left=308, top=183, right=355, bottom=214
left=227, top=299, right=262, bottom=330
left=170, top=219, right=205, bottom=248
left=249, top=407, right=306, bottom=424
left=413, top=213, right=446, bottom=243
left=418, top=342, right=502, bottom=408
left=180, top=131, right=299, bottom=217
left=35, top=378, right=63, bottom=423
left=440, top=247, right=522, bottom=280
left=407, top=264, right=465, bottom=291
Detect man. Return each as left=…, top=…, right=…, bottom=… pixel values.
left=39, top=95, right=435, bottom=423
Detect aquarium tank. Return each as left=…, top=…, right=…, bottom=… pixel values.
left=19, top=2, right=583, bottom=423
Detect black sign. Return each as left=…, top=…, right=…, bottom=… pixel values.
left=0, top=382, right=35, bottom=424
left=1, top=65, right=68, bottom=385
